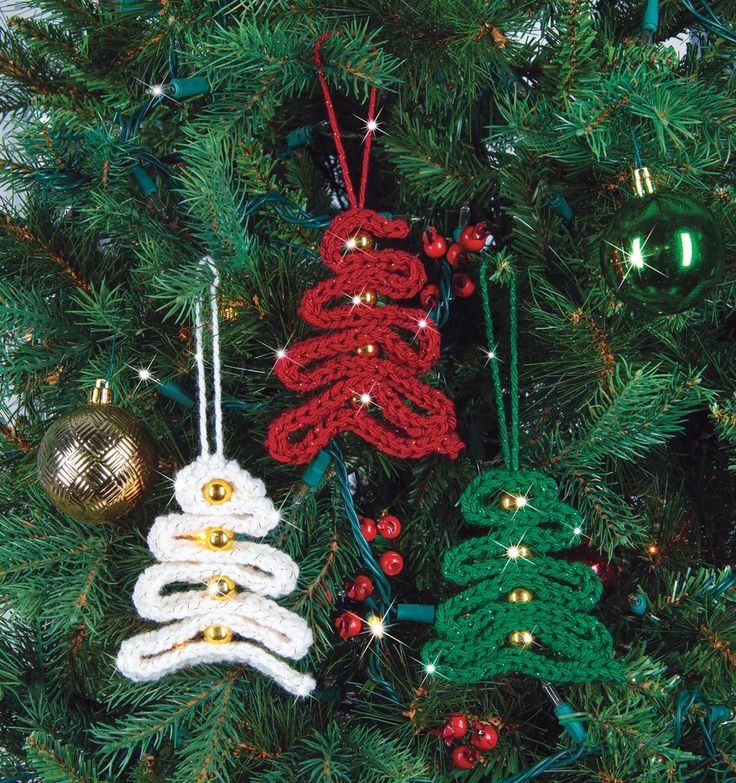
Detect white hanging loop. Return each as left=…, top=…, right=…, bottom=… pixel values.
left=194, top=256, right=224, bottom=458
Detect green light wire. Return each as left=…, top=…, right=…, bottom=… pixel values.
left=479, top=255, right=519, bottom=470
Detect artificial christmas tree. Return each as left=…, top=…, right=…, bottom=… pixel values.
left=0, top=2, right=734, bottom=782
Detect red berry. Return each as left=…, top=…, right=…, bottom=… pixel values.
left=459, top=222, right=490, bottom=253
left=334, top=611, right=362, bottom=640
left=470, top=721, right=498, bottom=751
left=420, top=284, right=440, bottom=309
left=445, top=243, right=466, bottom=267
left=452, top=744, right=478, bottom=770
left=377, top=514, right=401, bottom=539
left=422, top=227, right=447, bottom=259
left=446, top=713, right=469, bottom=739
left=345, top=575, right=373, bottom=602
left=359, top=516, right=377, bottom=542
left=379, top=550, right=404, bottom=576
left=452, top=272, right=476, bottom=298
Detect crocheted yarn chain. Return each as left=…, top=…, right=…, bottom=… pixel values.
left=422, top=259, right=622, bottom=685
left=266, top=209, right=464, bottom=463
left=117, top=258, right=315, bottom=697
left=266, top=33, right=462, bottom=464
left=422, top=468, right=622, bottom=683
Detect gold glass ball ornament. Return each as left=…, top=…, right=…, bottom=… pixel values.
left=36, top=379, right=157, bottom=524
left=202, top=478, right=233, bottom=505
left=507, top=588, right=534, bottom=603
left=203, top=624, right=233, bottom=645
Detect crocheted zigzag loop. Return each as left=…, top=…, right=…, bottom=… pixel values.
left=266, top=208, right=464, bottom=464
left=422, top=468, right=623, bottom=685
left=117, top=454, right=316, bottom=697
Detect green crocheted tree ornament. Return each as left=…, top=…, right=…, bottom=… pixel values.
left=422, top=468, right=623, bottom=684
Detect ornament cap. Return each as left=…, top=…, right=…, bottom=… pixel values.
left=89, top=378, right=112, bottom=405
left=632, top=167, right=655, bottom=197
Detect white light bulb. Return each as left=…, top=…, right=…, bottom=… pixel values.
left=507, top=545, right=520, bottom=559
left=359, top=393, right=372, bottom=406
left=573, top=526, right=582, bottom=536
left=367, top=615, right=384, bottom=639
left=366, top=119, right=378, bottom=133
left=425, top=662, right=436, bottom=674
left=351, top=295, right=362, bottom=305
left=515, top=495, right=527, bottom=508
left=275, top=348, right=287, bottom=360
left=418, top=319, right=428, bottom=329
left=138, top=368, right=151, bottom=381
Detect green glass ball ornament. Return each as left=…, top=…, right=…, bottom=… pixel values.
left=601, top=168, right=724, bottom=313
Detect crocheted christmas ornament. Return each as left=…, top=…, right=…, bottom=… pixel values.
left=265, top=32, right=463, bottom=465
left=117, top=260, right=315, bottom=697
left=422, top=468, right=622, bottom=684
left=266, top=208, right=464, bottom=464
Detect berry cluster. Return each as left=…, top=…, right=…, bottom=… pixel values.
left=334, top=513, right=404, bottom=640
left=420, top=221, right=493, bottom=308
left=431, top=713, right=499, bottom=770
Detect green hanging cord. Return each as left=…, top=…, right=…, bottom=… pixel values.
left=479, top=256, right=510, bottom=468
left=105, top=333, right=117, bottom=382
left=508, top=273, right=520, bottom=471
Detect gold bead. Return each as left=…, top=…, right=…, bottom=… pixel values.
left=359, top=290, right=378, bottom=306
left=356, top=344, right=380, bottom=357
left=199, top=527, right=234, bottom=551
left=346, top=232, right=375, bottom=252
left=507, top=588, right=534, bottom=603
left=500, top=492, right=527, bottom=510
left=203, top=624, right=233, bottom=645
left=207, top=574, right=237, bottom=600
left=508, top=630, right=534, bottom=648
left=505, top=544, right=532, bottom=560
left=202, top=478, right=233, bottom=505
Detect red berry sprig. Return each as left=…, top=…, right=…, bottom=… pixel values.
left=432, top=713, right=499, bottom=772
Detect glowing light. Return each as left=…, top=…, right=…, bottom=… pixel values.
left=351, top=295, right=362, bottom=306
left=515, top=495, right=527, bottom=508
left=520, top=631, right=534, bottom=645
left=424, top=662, right=436, bottom=674
left=418, top=319, right=428, bottom=330
left=488, top=351, right=495, bottom=359
left=345, top=237, right=357, bottom=250
left=573, top=526, right=583, bottom=536
left=275, top=348, right=287, bottom=360
left=367, top=614, right=385, bottom=639
left=359, top=393, right=372, bottom=406
left=629, top=236, right=645, bottom=269
left=138, top=368, right=152, bottom=381
left=149, top=84, right=165, bottom=97
left=680, top=231, right=693, bottom=268
left=507, top=545, right=521, bottom=559
left=366, top=119, right=379, bottom=133
left=647, top=543, right=659, bottom=556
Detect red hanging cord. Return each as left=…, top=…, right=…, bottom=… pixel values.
left=313, top=31, right=378, bottom=209
left=358, top=84, right=377, bottom=208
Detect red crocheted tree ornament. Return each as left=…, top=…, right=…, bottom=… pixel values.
left=266, top=208, right=464, bottom=464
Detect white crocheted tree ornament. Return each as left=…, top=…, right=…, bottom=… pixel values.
left=117, top=259, right=315, bottom=698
